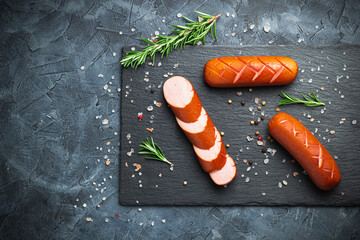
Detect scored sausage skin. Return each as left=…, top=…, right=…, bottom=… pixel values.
left=204, top=56, right=298, bottom=87
left=268, top=112, right=341, bottom=190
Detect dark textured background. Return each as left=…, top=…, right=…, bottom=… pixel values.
left=1, top=0, right=360, bottom=239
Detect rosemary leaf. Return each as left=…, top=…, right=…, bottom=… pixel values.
left=121, top=11, right=221, bottom=69
left=138, top=137, right=173, bottom=166
left=278, top=91, right=325, bottom=107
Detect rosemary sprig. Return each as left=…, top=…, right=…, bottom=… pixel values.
left=138, top=137, right=173, bottom=166
left=121, top=11, right=221, bottom=68
left=278, top=91, right=325, bottom=107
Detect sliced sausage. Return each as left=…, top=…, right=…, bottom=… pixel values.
left=193, top=128, right=227, bottom=172
left=163, top=76, right=202, bottom=122
left=163, top=76, right=237, bottom=186
left=204, top=56, right=298, bottom=87
left=268, top=112, right=341, bottom=190
left=209, top=154, right=237, bottom=186
left=176, top=107, right=216, bottom=149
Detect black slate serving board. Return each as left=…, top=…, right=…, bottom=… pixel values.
left=120, top=45, right=360, bottom=206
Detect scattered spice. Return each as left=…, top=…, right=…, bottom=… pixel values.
left=138, top=115, right=143, bottom=120
left=136, top=164, right=142, bottom=170
left=237, top=91, right=242, bottom=96
left=249, top=88, right=253, bottom=92
left=102, top=119, right=109, bottom=125
left=220, top=132, right=225, bottom=136
left=106, top=141, right=111, bottom=146
left=155, top=102, right=162, bottom=107
left=254, top=120, right=259, bottom=125
left=248, top=160, right=253, bottom=165
left=258, top=136, right=262, bottom=141
left=86, top=217, right=93, bottom=222
left=255, top=131, right=260, bottom=136
left=261, top=101, right=266, bottom=106
left=125, top=162, right=128, bottom=167
left=250, top=120, right=255, bottom=125
left=293, top=172, right=299, bottom=177
left=146, top=127, right=154, bottom=133
left=341, top=192, right=345, bottom=196
left=228, top=99, right=232, bottom=104
left=226, top=144, right=230, bottom=148
left=106, top=159, right=110, bottom=166
left=262, top=148, right=267, bottom=153
left=257, top=106, right=262, bottom=111
left=183, top=181, right=188, bottom=186
left=260, top=116, right=265, bottom=120
left=150, top=88, right=155, bottom=93
left=275, top=107, right=281, bottom=112
left=241, top=100, right=245, bottom=106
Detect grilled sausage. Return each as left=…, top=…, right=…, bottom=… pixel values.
left=268, top=112, right=341, bottom=190
left=204, top=56, right=298, bottom=87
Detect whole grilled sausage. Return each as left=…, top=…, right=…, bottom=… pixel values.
left=268, top=112, right=341, bottom=190
left=204, top=56, right=298, bottom=87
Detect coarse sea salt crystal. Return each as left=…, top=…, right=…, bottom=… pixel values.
left=263, top=25, right=270, bottom=33
left=264, top=159, right=269, bottom=164
left=352, top=120, right=357, bottom=125
left=278, top=182, right=283, bottom=188
left=245, top=177, right=250, bottom=183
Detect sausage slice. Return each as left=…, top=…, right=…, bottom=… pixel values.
left=163, top=76, right=202, bottom=122
left=209, top=154, right=237, bottom=186
left=176, top=107, right=216, bottom=149
left=193, top=129, right=227, bottom=172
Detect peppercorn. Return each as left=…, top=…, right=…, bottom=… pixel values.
left=150, top=88, right=155, bottom=93
left=260, top=116, right=265, bottom=120
left=250, top=120, right=255, bottom=125
left=255, top=131, right=260, bottom=136
left=257, top=106, right=262, bottom=111
left=267, top=136, right=271, bottom=140
left=226, top=144, right=230, bottom=148
left=249, top=88, right=253, bottom=92
left=254, top=120, right=259, bottom=125
left=183, top=181, right=188, bottom=186
left=249, top=134, right=253, bottom=138
left=262, top=148, right=267, bottom=153
left=228, top=99, right=232, bottom=104
left=220, top=132, right=225, bottom=136
left=262, top=101, right=266, bottom=106
left=248, top=160, right=253, bottom=165
left=258, top=136, right=262, bottom=141
left=138, top=115, right=143, bottom=120
left=241, top=100, right=245, bottom=106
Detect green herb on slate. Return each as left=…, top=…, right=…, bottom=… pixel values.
left=139, top=137, right=173, bottom=166
left=121, top=11, right=221, bottom=68
left=278, top=91, right=325, bottom=107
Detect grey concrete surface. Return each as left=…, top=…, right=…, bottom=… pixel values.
left=0, top=0, right=359, bottom=239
